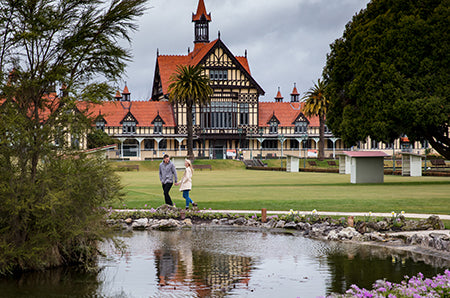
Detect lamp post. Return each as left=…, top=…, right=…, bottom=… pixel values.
left=237, top=127, right=243, bottom=160
left=258, top=128, right=264, bottom=158
left=238, top=127, right=243, bottom=149
left=301, top=134, right=308, bottom=168
left=202, top=128, right=206, bottom=158
left=278, top=134, right=285, bottom=168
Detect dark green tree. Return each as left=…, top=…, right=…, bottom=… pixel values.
left=168, top=65, right=213, bottom=160
left=302, top=79, right=329, bottom=160
left=0, top=0, right=147, bottom=274
left=324, top=0, right=449, bottom=158
left=87, top=129, right=117, bottom=149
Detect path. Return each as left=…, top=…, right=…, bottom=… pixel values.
left=201, top=210, right=450, bottom=220
left=114, top=209, right=450, bottom=221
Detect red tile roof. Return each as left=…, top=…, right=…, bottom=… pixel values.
left=122, top=85, right=130, bottom=95
left=258, top=102, right=320, bottom=127
left=157, top=39, right=252, bottom=95
left=80, top=100, right=176, bottom=127
left=192, top=0, right=211, bottom=21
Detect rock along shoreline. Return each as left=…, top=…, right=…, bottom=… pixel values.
left=106, top=206, right=450, bottom=263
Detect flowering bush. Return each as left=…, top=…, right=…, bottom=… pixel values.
left=324, top=270, right=450, bottom=298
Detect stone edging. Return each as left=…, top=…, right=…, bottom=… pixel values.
left=107, top=216, right=450, bottom=258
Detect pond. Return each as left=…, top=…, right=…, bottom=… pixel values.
left=2, top=227, right=449, bottom=297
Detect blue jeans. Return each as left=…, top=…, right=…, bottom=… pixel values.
left=183, top=190, right=193, bottom=208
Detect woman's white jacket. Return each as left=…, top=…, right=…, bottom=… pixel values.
left=179, top=167, right=192, bottom=191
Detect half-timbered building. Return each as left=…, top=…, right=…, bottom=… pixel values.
left=83, top=0, right=428, bottom=160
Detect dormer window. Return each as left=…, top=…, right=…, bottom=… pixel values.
left=267, top=114, right=280, bottom=134
left=152, top=113, right=165, bottom=134
left=121, top=111, right=138, bottom=134
left=154, top=121, right=162, bottom=134
left=122, top=121, right=136, bottom=134
left=292, top=113, right=310, bottom=135
left=269, top=120, right=278, bottom=134
left=295, top=121, right=308, bottom=134
left=96, top=119, right=106, bottom=131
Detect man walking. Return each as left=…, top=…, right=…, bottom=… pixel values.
left=159, top=154, right=177, bottom=206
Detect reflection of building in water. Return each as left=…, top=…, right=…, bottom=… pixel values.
left=192, top=251, right=252, bottom=296
left=153, top=247, right=253, bottom=297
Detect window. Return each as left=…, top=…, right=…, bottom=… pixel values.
left=269, top=120, right=278, bottom=134
left=96, top=120, right=105, bottom=131
left=192, top=106, right=196, bottom=126
left=209, top=69, right=227, bottom=81
left=262, top=139, right=278, bottom=149
left=324, top=125, right=332, bottom=134
left=154, top=121, right=162, bottom=134
left=144, top=139, right=154, bottom=150
left=201, top=101, right=237, bottom=129
left=122, top=121, right=136, bottom=134
left=158, top=139, right=167, bottom=150
left=294, top=121, right=308, bottom=134
left=290, top=139, right=299, bottom=149
left=239, top=103, right=249, bottom=125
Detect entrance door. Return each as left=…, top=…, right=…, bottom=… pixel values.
left=213, top=140, right=226, bottom=160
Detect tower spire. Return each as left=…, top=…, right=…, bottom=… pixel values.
left=192, top=0, right=211, bottom=44
left=275, top=87, right=283, bottom=103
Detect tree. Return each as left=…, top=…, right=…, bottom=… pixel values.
left=87, top=129, right=117, bottom=149
left=168, top=65, right=213, bottom=160
left=302, top=79, right=329, bottom=160
left=324, top=0, right=449, bottom=158
left=0, top=0, right=147, bottom=274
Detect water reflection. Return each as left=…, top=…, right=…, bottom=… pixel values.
left=1, top=228, right=448, bottom=298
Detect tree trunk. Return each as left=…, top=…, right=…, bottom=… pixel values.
left=186, top=103, right=194, bottom=161
left=426, top=133, right=450, bottom=160
left=318, top=114, right=325, bottom=161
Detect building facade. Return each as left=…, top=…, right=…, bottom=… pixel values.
left=86, top=0, right=427, bottom=160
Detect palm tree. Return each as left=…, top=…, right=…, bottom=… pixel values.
left=302, top=79, right=329, bottom=160
left=168, top=65, right=213, bottom=160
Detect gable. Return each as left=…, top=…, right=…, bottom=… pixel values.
left=120, top=111, right=138, bottom=125
left=151, top=113, right=166, bottom=125
left=199, top=39, right=264, bottom=94
left=292, top=112, right=310, bottom=125
left=152, top=38, right=264, bottom=99
left=267, top=114, right=280, bottom=125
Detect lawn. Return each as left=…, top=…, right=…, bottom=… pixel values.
left=111, top=160, right=450, bottom=215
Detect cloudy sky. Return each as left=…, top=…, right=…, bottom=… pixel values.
left=120, top=0, right=370, bottom=101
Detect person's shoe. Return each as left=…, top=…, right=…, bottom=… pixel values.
left=192, top=202, right=198, bottom=207
left=185, top=207, right=189, bottom=210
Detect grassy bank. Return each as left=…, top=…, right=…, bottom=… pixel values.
left=110, top=160, right=450, bottom=215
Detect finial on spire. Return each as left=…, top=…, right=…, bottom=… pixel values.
left=245, top=49, right=247, bottom=58
left=218, top=30, right=221, bottom=39
left=157, top=48, right=159, bottom=56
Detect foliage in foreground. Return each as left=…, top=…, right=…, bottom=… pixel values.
left=0, top=0, right=147, bottom=275
left=0, top=155, right=122, bottom=275
left=325, top=270, right=450, bottom=298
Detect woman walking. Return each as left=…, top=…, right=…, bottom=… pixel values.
left=175, top=159, right=197, bottom=209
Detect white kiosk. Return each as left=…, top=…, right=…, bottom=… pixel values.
left=401, top=153, right=424, bottom=177
left=171, top=156, right=187, bottom=171
left=338, top=154, right=351, bottom=174
left=343, top=151, right=390, bottom=184
left=285, top=154, right=300, bottom=172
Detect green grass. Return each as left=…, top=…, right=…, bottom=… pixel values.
left=110, top=160, right=450, bottom=215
